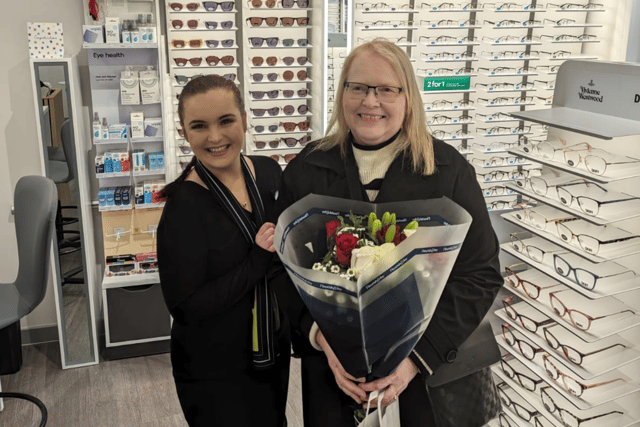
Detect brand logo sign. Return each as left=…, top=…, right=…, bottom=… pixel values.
left=578, top=79, right=603, bottom=103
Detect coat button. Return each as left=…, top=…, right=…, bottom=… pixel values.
left=446, top=350, right=457, bottom=363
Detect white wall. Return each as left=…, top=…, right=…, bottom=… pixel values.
left=0, top=1, right=86, bottom=330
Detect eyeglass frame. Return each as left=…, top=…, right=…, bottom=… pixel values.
left=543, top=323, right=626, bottom=366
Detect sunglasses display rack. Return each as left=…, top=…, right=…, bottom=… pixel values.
left=488, top=59, right=640, bottom=424
left=166, top=0, right=241, bottom=175
left=242, top=0, right=316, bottom=168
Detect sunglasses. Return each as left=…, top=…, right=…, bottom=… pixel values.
left=204, top=21, right=233, bottom=30
left=253, top=139, right=279, bottom=149
left=248, top=0, right=309, bottom=7
left=282, top=135, right=311, bottom=147
left=202, top=1, right=234, bottom=10
left=250, top=70, right=307, bottom=82
left=543, top=323, right=626, bottom=366
left=173, top=57, right=203, bottom=67
left=251, top=107, right=281, bottom=117
left=503, top=296, right=555, bottom=333
left=251, top=124, right=279, bottom=133
left=251, top=56, right=309, bottom=66
left=248, top=89, right=308, bottom=99
left=204, top=39, right=235, bottom=48
left=171, top=39, right=204, bottom=49
left=171, top=19, right=199, bottom=30
left=205, top=55, right=235, bottom=66
left=549, top=289, right=635, bottom=331
left=270, top=154, right=297, bottom=163
left=280, top=120, right=310, bottom=131
left=169, top=2, right=200, bottom=11
left=249, top=37, right=309, bottom=47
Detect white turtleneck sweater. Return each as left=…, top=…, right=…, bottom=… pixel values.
left=352, top=140, right=399, bottom=201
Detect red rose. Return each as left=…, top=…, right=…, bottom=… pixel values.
left=376, top=225, right=401, bottom=244
left=393, top=232, right=407, bottom=246
left=326, top=220, right=341, bottom=240
left=335, top=233, right=359, bottom=266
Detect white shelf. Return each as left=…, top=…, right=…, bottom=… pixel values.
left=501, top=244, right=640, bottom=299
left=135, top=202, right=165, bottom=210
left=102, top=271, right=160, bottom=289
left=84, top=43, right=158, bottom=49
left=510, top=107, right=640, bottom=140
left=496, top=305, right=640, bottom=380
left=133, top=169, right=166, bottom=177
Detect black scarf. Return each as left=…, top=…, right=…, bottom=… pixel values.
left=194, top=157, right=276, bottom=369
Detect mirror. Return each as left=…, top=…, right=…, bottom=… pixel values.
left=31, top=58, right=99, bottom=368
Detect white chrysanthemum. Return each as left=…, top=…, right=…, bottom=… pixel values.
left=312, top=262, right=324, bottom=271
left=346, top=268, right=355, bottom=277
left=330, top=265, right=341, bottom=274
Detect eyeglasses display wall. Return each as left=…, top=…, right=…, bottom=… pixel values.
left=349, top=0, right=608, bottom=212
left=241, top=0, right=315, bottom=168
left=489, top=60, right=640, bottom=426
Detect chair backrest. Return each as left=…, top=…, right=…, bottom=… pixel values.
left=59, top=119, right=77, bottom=181
left=12, top=176, right=58, bottom=314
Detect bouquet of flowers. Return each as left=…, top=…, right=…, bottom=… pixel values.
left=313, top=211, right=419, bottom=281
left=275, top=194, right=472, bottom=379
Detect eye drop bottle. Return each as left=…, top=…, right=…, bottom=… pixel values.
left=130, top=20, right=140, bottom=44
left=93, top=112, right=101, bottom=139
left=139, top=15, right=148, bottom=43
left=101, top=118, right=109, bottom=139
left=122, top=20, right=131, bottom=44
left=147, top=14, right=156, bottom=43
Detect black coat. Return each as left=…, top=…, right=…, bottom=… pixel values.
left=274, top=138, right=503, bottom=377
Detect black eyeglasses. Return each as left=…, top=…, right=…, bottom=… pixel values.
left=503, top=296, right=555, bottom=333
left=497, top=382, right=540, bottom=421
left=549, top=289, right=635, bottom=331
left=543, top=323, right=626, bottom=366
left=541, top=386, right=623, bottom=426
left=555, top=221, right=640, bottom=255
left=556, top=181, right=638, bottom=216
left=500, top=355, right=544, bottom=392
left=553, top=253, right=636, bottom=291
left=502, top=323, right=545, bottom=360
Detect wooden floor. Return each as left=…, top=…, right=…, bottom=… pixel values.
left=0, top=343, right=303, bottom=427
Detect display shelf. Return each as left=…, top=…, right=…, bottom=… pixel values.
left=249, top=43, right=314, bottom=49
left=248, top=95, right=313, bottom=102
left=249, top=62, right=315, bottom=69
left=510, top=108, right=640, bottom=141
left=497, top=329, right=639, bottom=410
left=492, top=361, right=638, bottom=427
left=508, top=148, right=640, bottom=182
left=357, top=25, right=419, bottom=31
left=421, top=41, right=480, bottom=47
left=495, top=305, right=640, bottom=380
left=500, top=216, right=640, bottom=262
left=420, top=58, right=479, bottom=63
left=477, top=88, right=538, bottom=93
left=505, top=182, right=640, bottom=226
left=135, top=203, right=165, bottom=210
left=250, top=113, right=313, bottom=120
left=501, top=245, right=640, bottom=299
left=99, top=204, right=133, bottom=212
left=250, top=78, right=314, bottom=84
left=94, top=138, right=129, bottom=145
left=424, top=106, right=476, bottom=112
left=481, top=71, right=539, bottom=77
left=423, top=24, right=483, bottom=29
left=489, top=7, right=545, bottom=12
left=96, top=171, right=131, bottom=179
left=483, top=41, right=543, bottom=46
left=83, top=43, right=158, bottom=49
left=133, top=169, right=166, bottom=177
left=131, top=136, right=164, bottom=144
left=420, top=7, right=482, bottom=12
left=546, top=24, right=602, bottom=28
left=102, top=270, right=160, bottom=289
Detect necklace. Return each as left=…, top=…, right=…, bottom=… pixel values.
left=230, top=188, right=248, bottom=208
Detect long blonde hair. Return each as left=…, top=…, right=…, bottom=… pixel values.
left=316, top=39, right=436, bottom=176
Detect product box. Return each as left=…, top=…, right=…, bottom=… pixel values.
left=135, top=184, right=145, bottom=205
left=144, top=182, right=153, bottom=204
left=114, top=186, right=122, bottom=206
left=156, top=152, right=165, bottom=170
left=132, top=149, right=145, bottom=172
left=120, top=151, right=130, bottom=172
left=122, top=186, right=131, bottom=205
left=109, top=123, right=127, bottom=139
left=106, top=187, right=115, bottom=206
left=423, top=76, right=471, bottom=92
left=105, top=17, right=120, bottom=43
left=120, top=69, right=141, bottom=105
left=130, top=112, right=144, bottom=138
left=144, top=118, right=162, bottom=137
left=95, top=154, right=105, bottom=174
left=152, top=181, right=164, bottom=204
left=139, top=67, right=160, bottom=105
left=98, top=188, right=107, bottom=208
left=149, top=152, right=157, bottom=170
left=104, top=152, right=113, bottom=174
left=83, top=25, right=104, bottom=44
left=112, top=152, right=121, bottom=173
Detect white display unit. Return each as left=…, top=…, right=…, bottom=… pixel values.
left=84, top=0, right=172, bottom=357
left=496, top=59, right=640, bottom=425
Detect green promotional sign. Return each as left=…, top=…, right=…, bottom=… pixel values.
left=423, top=76, right=470, bottom=91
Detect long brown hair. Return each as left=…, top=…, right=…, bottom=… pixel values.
left=160, top=75, right=245, bottom=199
left=316, top=39, right=436, bottom=176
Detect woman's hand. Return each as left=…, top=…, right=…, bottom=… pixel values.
left=359, top=357, right=419, bottom=408
left=316, top=330, right=368, bottom=404
left=256, top=222, right=276, bottom=252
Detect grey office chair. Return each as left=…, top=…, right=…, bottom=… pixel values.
left=48, top=119, right=83, bottom=285
left=0, top=175, right=57, bottom=427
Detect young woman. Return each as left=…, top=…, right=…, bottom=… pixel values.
left=157, top=75, right=290, bottom=427
left=275, top=39, right=503, bottom=427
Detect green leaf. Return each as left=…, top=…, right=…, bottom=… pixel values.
left=366, top=232, right=379, bottom=245
left=322, top=251, right=333, bottom=264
